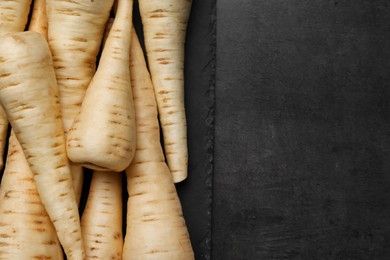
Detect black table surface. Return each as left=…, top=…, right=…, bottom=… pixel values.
left=179, top=0, right=390, bottom=259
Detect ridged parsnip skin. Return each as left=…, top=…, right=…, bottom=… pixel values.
left=46, top=0, right=114, bottom=133
left=0, top=0, right=32, bottom=171
left=67, top=0, right=136, bottom=172
left=0, top=132, right=64, bottom=260
left=138, top=0, right=192, bottom=183
left=122, top=31, right=194, bottom=260
left=0, top=0, right=32, bottom=36
left=28, top=0, right=48, bottom=40
left=81, top=171, right=123, bottom=260
left=0, top=32, right=84, bottom=260
left=46, top=0, right=114, bottom=205
left=27, top=2, right=87, bottom=211
left=27, top=0, right=86, bottom=212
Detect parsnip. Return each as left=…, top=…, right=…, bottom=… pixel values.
left=0, top=132, right=64, bottom=260
left=0, top=31, right=84, bottom=260
left=28, top=0, right=48, bottom=40
left=67, top=0, right=136, bottom=172
left=122, top=29, right=194, bottom=260
left=46, top=0, right=114, bottom=133
left=46, top=0, right=114, bottom=204
left=81, top=171, right=123, bottom=260
left=0, top=0, right=32, bottom=170
left=138, top=0, right=192, bottom=183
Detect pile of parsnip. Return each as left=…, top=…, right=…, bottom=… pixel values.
left=0, top=0, right=194, bottom=259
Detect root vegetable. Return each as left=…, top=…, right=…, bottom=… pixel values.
left=46, top=0, right=114, bottom=204
left=67, top=0, right=136, bottom=172
left=81, top=171, right=123, bottom=260
left=0, top=31, right=84, bottom=260
left=0, top=132, right=64, bottom=260
left=138, top=0, right=192, bottom=183
left=46, top=0, right=114, bottom=134
left=122, top=29, right=194, bottom=260
left=0, top=0, right=32, bottom=171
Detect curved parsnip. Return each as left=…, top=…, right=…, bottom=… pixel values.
left=67, top=0, right=136, bottom=172
left=46, top=0, right=114, bottom=205
left=0, top=0, right=32, bottom=171
left=122, top=30, right=194, bottom=260
left=0, top=32, right=84, bottom=260
left=81, top=171, right=123, bottom=260
left=138, top=0, right=192, bottom=183
left=28, top=0, right=48, bottom=39
left=0, top=132, right=64, bottom=260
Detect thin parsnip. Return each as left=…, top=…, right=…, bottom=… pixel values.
left=0, top=132, right=64, bottom=260
left=122, top=29, right=194, bottom=260
left=0, top=31, right=84, bottom=260
left=138, top=0, right=192, bottom=183
left=81, top=171, right=123, bottom=260
left=67, top=0, right=136, bottom=172
left=0, top=0, right=33, bottom=171
left=46, top=0, right=114, bottom=204
left=28, top=0, right=48, bottom=39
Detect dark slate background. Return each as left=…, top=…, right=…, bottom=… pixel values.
left=175, top=0, right=215, bottom=259
left=211, top=0, right=390, bottom=259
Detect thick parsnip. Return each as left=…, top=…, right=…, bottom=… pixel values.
left=0, top=31, right=84, bottom=260
left=46, top=0, right=114, bottom=204
left=0, top=132, right=64, bottom=260
left=67, top=0, right=136, bottom=172
left=81, top=171, right=123, bottom=260
left=122, top=30, right=194, bottom=260
left=0, top=0, right=32, bottom=170
left=138, top=0, right=192, bottom=183
left=28, top=0, right=48, bottom=39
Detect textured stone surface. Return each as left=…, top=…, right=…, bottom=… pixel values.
left=213, top=0, right=390, bottom=259
left=175, top=1, right=215, bottom=259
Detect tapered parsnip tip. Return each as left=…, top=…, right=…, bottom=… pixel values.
left=138, top=0, right=191, bottom=183
left=173, top=171, right=188, bottom=183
